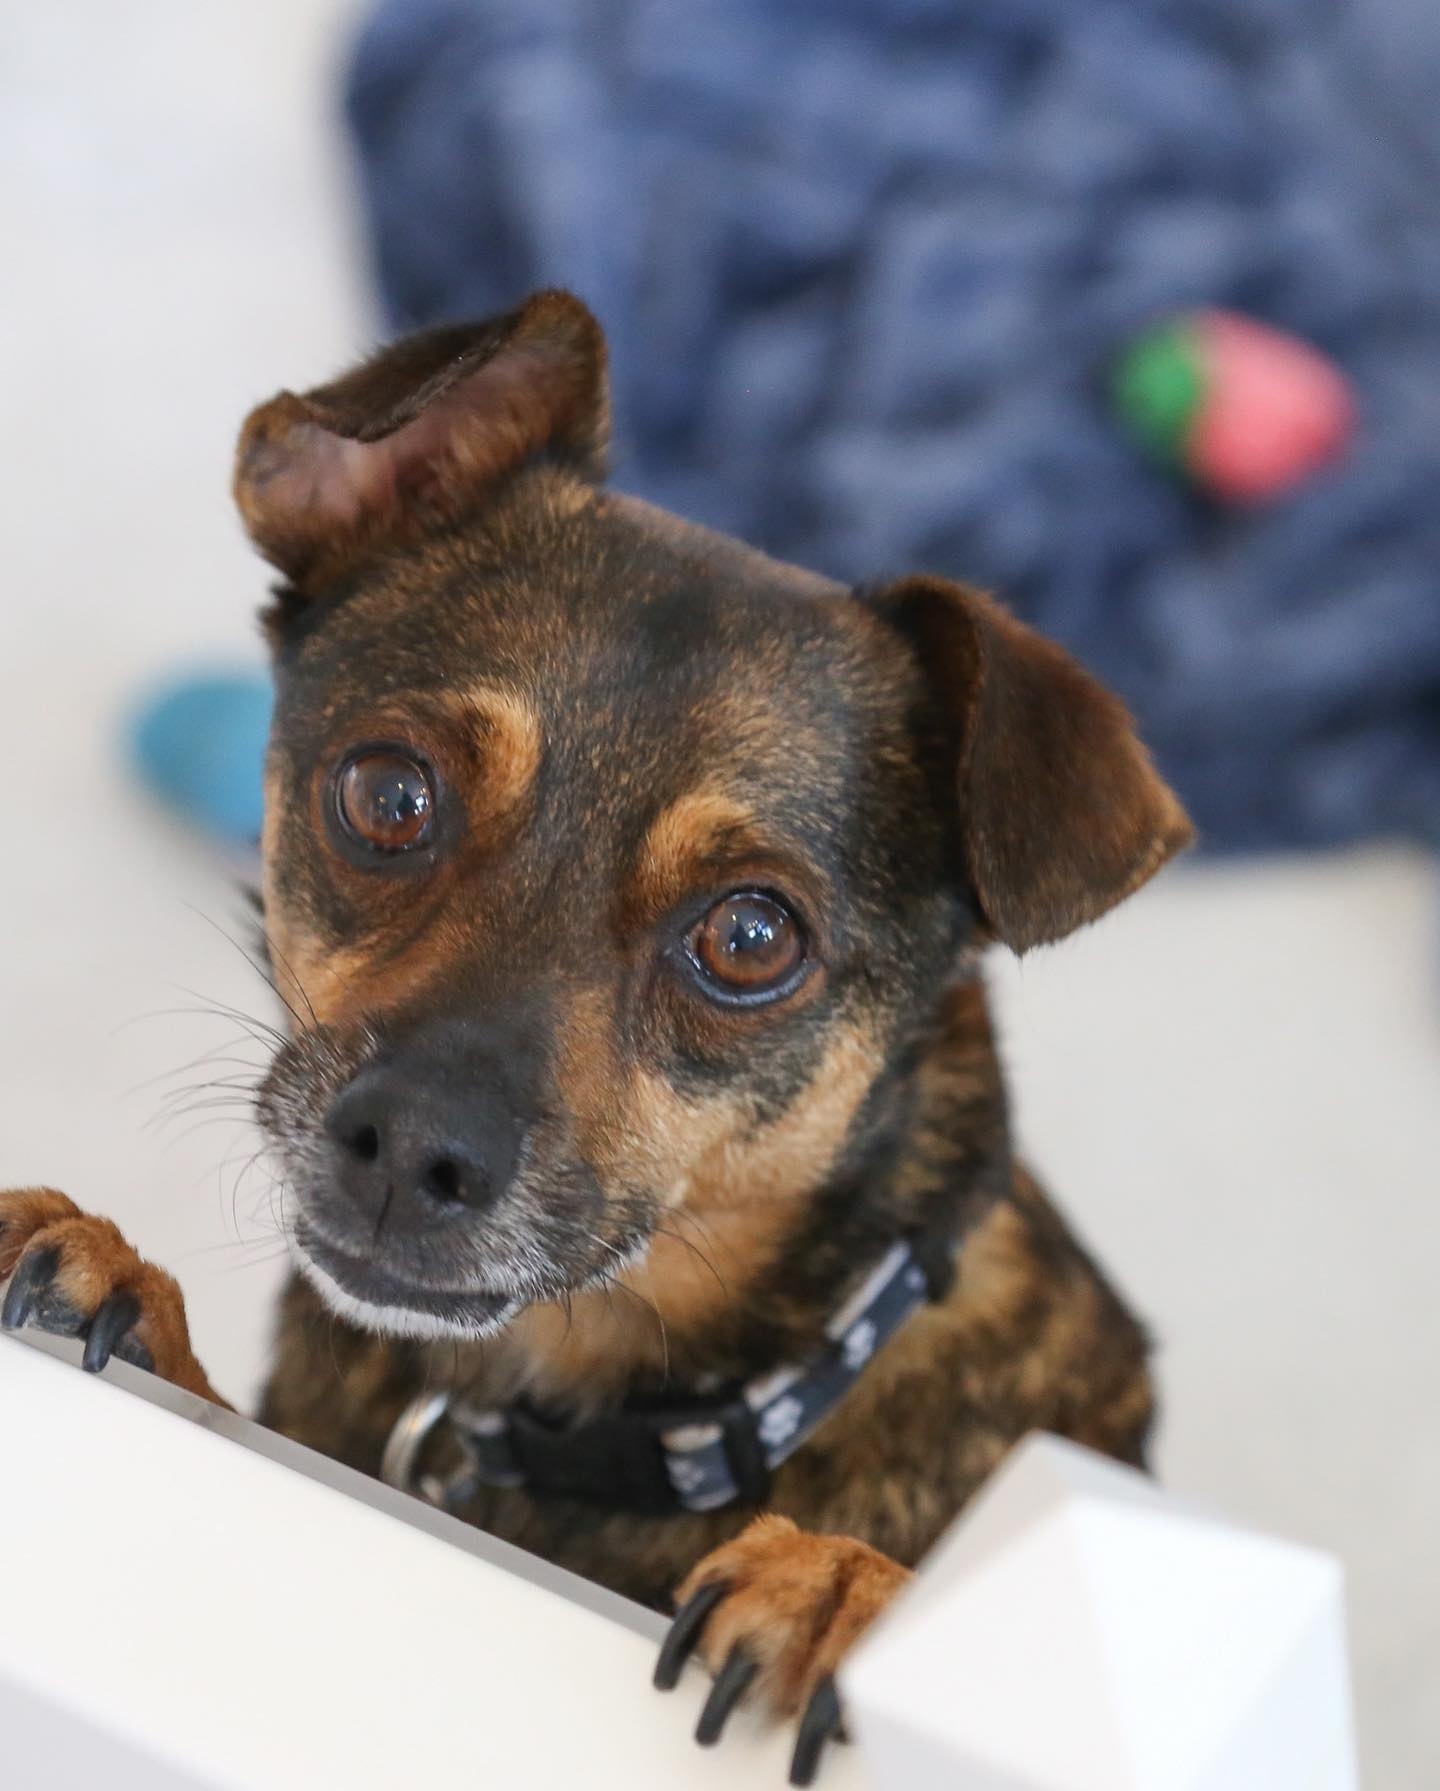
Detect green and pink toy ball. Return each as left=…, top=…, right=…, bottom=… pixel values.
left=1111, top=310, right=1356, bottom=503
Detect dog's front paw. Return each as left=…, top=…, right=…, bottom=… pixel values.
left=654, top=1514, right=911, bottom=1786
left=0, top=1188, right=220, bottom=1401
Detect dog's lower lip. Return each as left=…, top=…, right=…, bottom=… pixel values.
left=294, top=1226, right=510, bottom=1325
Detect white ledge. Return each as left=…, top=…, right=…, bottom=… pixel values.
left=0, top=1331, right=862, bottom=1790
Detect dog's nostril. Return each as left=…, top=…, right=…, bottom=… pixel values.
left=421, top=1157, right=464, bottom=1204
left=348, top=1124, right=381, bottom=1164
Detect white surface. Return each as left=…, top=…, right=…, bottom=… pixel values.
left=0, top=1331, right=850, bottom=1791
left=844, top=1435, right=1357, bottom=1791
left=0, top=4, right=1434, bottom=1787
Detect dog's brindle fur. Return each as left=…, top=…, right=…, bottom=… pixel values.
left=0, top=291, right=1191, bottom=1756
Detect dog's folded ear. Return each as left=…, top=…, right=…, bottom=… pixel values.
left=234, top=290, right=609, bottom=584
left=873, top=575, right=1194, bottom=952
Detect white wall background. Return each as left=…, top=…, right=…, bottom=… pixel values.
left=0, top=5, right=1434, bottom=1784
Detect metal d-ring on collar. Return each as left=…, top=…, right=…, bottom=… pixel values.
left=380, top=1239, right=934, bottom=1517
left=378, top=1390, right=456, bottom=1506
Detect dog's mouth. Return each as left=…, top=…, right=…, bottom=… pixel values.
left=259, top=1032, right=656, bottom=1342
left=289, top=1223, right=519, bottom=1342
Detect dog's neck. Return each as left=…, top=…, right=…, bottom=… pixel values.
left=440, top=973, right=1011, bottom=1419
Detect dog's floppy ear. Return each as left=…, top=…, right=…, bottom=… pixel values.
left=234, top=289, right=609, bottom=584
left=874, top=575, right=1193, bottom=952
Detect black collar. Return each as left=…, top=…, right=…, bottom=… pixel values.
left=379, top=1239, right=938, bottom=1516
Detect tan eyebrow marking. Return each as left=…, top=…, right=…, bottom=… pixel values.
left=632, top=788, right=755, bottom=919
left=454, top=681, right=544, bottom=831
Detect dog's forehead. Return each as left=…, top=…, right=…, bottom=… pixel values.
left=276, top=478, right=906, bottom=802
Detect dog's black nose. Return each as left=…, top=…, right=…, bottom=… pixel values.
left=325, top=1063, right=525, bottom=1228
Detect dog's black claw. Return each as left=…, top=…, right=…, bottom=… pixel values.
left=789, top=1675, right=843, bottom=1786
left=83, top=1290, right=143, bottom=1375
left=654, top=1581, right=728, bottom=1691
left=1, top=1244, right=60, bottom=1331
left=695, top=1646, right=758, bottom=1747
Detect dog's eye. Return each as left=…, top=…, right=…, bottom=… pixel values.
left=687, top=892, right=805, bottom=997
left=334, top=749, right=435, bottom=852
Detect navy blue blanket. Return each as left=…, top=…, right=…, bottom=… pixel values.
left=345, top=0, right=1440, bottom=851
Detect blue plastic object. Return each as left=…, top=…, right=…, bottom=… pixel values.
left=129, top=672, right=273, bottom=847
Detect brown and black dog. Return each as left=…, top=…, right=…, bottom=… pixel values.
left=0, top=291, right=1191, bottom=1783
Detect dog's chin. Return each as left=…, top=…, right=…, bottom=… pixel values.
left=289, top=1226, right=520, bottom=1343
